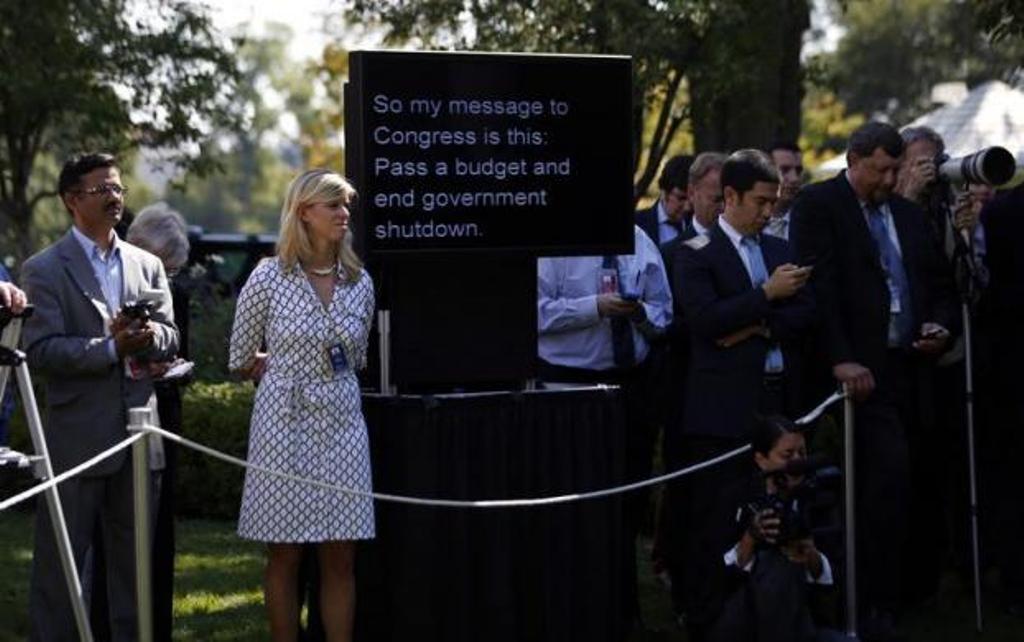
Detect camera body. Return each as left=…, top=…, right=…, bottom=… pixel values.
left=745, top=477, right=817, bottom=544
left=120, top=300, right=154, bottom=323
left=743, top=458, right=842, bottom=546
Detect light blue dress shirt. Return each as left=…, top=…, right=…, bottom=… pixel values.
left=656, top=199, right=682, bottom=244
left=537, top=225, right=673, bottom=371
left=71, top=226, right=123, bottom=363
left=718, top=218, right=785, bottom=373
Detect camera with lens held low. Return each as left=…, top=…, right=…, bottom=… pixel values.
left=743, top=454, right=840, bottom=545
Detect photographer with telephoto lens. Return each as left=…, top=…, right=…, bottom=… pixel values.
left=691, top=415, right=845, bottom=642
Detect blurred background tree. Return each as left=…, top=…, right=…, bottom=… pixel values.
left=164, top=23, right=308, bottom=233
left=344, top=0, right=805, bottom=202
left=0, top=0, right=241, bottom=267
left=813, top=0, right=1024, bottom=125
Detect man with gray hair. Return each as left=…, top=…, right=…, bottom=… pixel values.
left=126, top=200, right=193, bottom=642
left=654, top=150, right=726, bottom=620
left=127, top=202, right=191, bottom=275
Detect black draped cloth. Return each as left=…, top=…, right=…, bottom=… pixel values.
left=303, top=386, right=628, bottom=641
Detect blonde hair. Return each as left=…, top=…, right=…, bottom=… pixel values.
left=277, top=169, right=362, bottom=282
left=127, top=201, right=190, bottom=273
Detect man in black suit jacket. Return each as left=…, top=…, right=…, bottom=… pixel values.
left=636, top=154, right=693, bottom=247
left=790, top=122, right=958, bottom=641
left=672, top=149, right=815, bottom=639
left=652, top=152, right=724, bottom=613
left=659, top=152, right=728, bottom=423
left=980, top=183, right=1024, bottom=614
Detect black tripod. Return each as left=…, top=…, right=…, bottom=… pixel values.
left=940, top=190, right=985, bottom=633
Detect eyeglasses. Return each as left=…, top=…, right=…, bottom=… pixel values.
left=77, top=184, right=128, bottom=198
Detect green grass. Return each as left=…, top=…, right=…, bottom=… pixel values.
left=0, top=509, right=268, bottom=641
left=1, top=508, right=1022, bottom=641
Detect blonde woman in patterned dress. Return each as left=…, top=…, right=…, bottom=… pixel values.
left=229, top=169, right=375, bottom=642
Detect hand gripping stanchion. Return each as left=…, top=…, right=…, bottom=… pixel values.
left=0, top=308, right=94, bottom=642
left=127, top=407, right=153, bottom=642
left=842, top=384, right=858, bottom=641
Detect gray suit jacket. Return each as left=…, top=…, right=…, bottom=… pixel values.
left=21, top=229, right=178, bottom=476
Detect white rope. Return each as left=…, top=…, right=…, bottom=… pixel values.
left=132, top=390, right=847, bottom=509
left=137, top=422, right=752, bottom=508
left=796, top=390, right=846, bottom=426
left=0, top=390, right=847, bottom=513
left=0, top=433, right=145, bottom=512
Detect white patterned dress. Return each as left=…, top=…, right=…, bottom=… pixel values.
left=229, top=258, right=376, bottom=542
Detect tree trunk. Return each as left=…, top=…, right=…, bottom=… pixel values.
left=690, top=0, right=810, bottom=152
left=1, top=199, right=36, bottom=275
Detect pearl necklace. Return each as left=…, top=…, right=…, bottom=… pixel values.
left=304, top=264, right=336, bottom=277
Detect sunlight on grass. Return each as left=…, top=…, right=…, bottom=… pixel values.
left=175, top=552, right=262, bottom=572
left=175, top=588, right=263, bottom=616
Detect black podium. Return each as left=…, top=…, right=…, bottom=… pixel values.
left=353, top=387, right=628, bottom=642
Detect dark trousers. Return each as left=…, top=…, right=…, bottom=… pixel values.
left=152, top=384, right=181, bottom=641
left=990, top=335, right=1024, bottom=604
left=852, top=351, right=916, bottom=614
left=678, top=435, right=750, bottom=634
left=536, top=359, right=657, bottom=625
left=30, top=458, right=139, bottom=642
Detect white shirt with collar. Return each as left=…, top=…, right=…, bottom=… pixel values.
left=691, top=215, right=713, bottom=238
left=723, top=543, right=834, bottom=586
left=764, top=210, right=790, bottom=241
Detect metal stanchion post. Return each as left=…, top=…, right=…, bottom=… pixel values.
left=843, top=384, right=859, bottom=640
left=378, top=309, right=395, bottom=395
left=128, top=407, right=153, bottom=642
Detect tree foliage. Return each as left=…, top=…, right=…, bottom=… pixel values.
left=819, top=0, right=1024, bottom=125
left=348, top=0, right=724, bottom=200
left=688, top=0, right=809, bottom=152
left=0, top=0, right=241, bottom=263
left=975, top=0, right=1024, bottom=42
left=344, top=0, right=812, bottom=199
left=165, top=24, right=306, bottom=233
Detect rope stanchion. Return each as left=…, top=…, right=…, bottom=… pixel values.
left=130, top=390, right=847, bottom=510
left=0, top=433, right=145, bottom=513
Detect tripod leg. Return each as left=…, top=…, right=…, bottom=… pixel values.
left=16, top=361, right=94, bottom=642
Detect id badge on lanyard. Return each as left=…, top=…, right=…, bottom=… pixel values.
left=328, top=343, right=348, bottom=374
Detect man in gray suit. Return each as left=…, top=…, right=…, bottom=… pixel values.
left=22, top=153, right=178, bottom=641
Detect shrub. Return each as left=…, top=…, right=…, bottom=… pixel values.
left=185, top=274, right=238, bottom=383
left=176, top=381, right=254, bottom=519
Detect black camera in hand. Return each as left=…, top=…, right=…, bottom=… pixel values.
left=120, top=300, right=154, bottom=323
left=744, top=454, right=839, bottom=545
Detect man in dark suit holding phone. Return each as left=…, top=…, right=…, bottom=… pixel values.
left=790, top=122, right=958, bottom=641
left=671, top=149, right=816, bottom=639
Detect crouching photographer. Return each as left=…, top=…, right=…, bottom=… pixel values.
left=690, top=415, right=846, bottom=642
